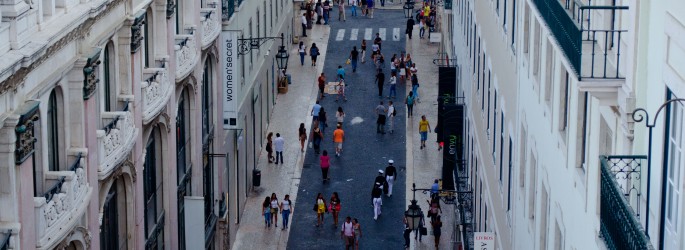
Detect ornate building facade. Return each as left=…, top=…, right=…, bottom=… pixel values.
left=0, top=0, right=294, bottom=248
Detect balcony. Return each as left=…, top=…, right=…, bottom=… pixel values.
left=531, top=0, right=627, bottom=81
left=97, top=106, right=139, bottom=180
left=34, top=155, right=92, bottom=249
left=175, top=34, right=198, bottom=81
left=142, top=67, right=173, bottom=124
left=599, top=155, right=654, bottom=250
left=200, top=8, right=221, bottom=49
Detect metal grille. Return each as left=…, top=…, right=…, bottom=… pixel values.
left=599, top=155, right=654, bottom=250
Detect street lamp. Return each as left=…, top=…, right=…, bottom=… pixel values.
left=275, top=45, right=289, bottom=72
left=403, top=0, right=415, bottom=19
left=405, top=183, right=423, bottom=230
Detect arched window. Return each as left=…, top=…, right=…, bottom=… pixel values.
left=143, top=9, right=153, bottom=68
left=175, top=0, right=182, bottom=34
left=144, top=128, right=164, bottom=249
left=47, top=90, right=59, bottom=171
left=101, top=178, right=128, bottom=250
left=176, top=89, right=191, bottom=249
left=202, top=60, right=213, bottom=137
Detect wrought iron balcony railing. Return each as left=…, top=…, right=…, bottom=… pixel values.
left=600, top=155, right=654, bottom=250
left=97, top=103, right=139, bottom=179
left=531, top=0, right=627, bottom=80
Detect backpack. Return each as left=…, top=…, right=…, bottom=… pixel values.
left=392, top=107, right=397, bottom=116
left=406, top=95, right=414, bottom=105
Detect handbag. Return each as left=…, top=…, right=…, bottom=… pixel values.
left=313, top=203, right=318, bottom=212
left=346, top=59, right=351, bottom=65
left=420, top=226, right=428, bottom=235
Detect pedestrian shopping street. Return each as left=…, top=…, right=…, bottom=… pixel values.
left=231, top=4, right=452, bottom=250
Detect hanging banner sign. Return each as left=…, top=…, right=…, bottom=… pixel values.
left=221, top=31, right=239, bottom=129
left=474, top=232, right=495, bottom=250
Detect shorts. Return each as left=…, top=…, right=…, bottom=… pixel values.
left=270, top=208, right=278, bottom=214
left=335, top=142, right=343, bottom=150
left=420, top=131, right=428, bottom=141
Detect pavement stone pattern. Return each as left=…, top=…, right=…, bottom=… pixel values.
left=230, top=5, right=453, bottom=250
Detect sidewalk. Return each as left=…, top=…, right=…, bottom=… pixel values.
left=404, top=29, right=456, bottom=249
left=230, top=24, right=330, bottom=250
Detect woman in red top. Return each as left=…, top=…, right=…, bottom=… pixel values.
left=320, top=150, right=331, bottom=182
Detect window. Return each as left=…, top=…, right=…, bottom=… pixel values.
left=176, top=89, right=191, bottom=250
left=263, top=1, right=267, bottom=36
left=103, top=43, right=114, bottom=112
left=520, top=127, right=527, bottom=188
left=523, top=3, right=530, bottom=54
left=545, top=41, right=554, bottom=104
left=175, top=0, right=181, bottom=34
left=503, top=0, right=508, bottom=28
left=270, top=0, right=273, bottom=29
left=47, top=90, right=60, bottom=171
left=496, top=0, right=500, bottom=15
left=484, top=203, right=488, bottom=231
left=143, top=11, right=152, bottom=68
left=477, top=39, right=481, bottom=81
left=540, top=187, right=549, bottom=249
left=507, top=137, right=513, bottom=211
left=202, top=60, right=213, bottom=138
left=559, top=70, right=570, bottom=132
left=664, top=90, right=684, bottom=245
left=202, top=60, right=215, bottom=236
left=528, top=154, right=537, bottom=220
left=493, top=91, right=498, bottom=155
left=511, top=0, right=516, bottom=46
left=478, top=181, right=483, bottom=230
left=487, top=79, right=491, bottom=131
left=578, top=92, right=589, bottom=170
left=144, top=129, right=164, bottom=249
left=533, top=20, right=541, bottom=80
left=101, top=179, right=127, bottom=250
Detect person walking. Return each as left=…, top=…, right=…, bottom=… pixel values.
left=315, top=193, right=327, bottom=227
left=409, top=62, right=417, bottom=81
left=411, top=73, right=420, bottom=102
left=371, top=182, right=383, bottom=220
left=413, top=210, right=426, bottom=242
left=398, top=60, right=406, bottom=83
left=341, top=216, right=355, bottom=250
left=406, top=16, right=415, bottom=39
left=385, top=160, right=397, bottom=197
left=350, top=0, right=358, bottom=16
left=274, top=133, right=285, bottom=164
left=375, top=70, right=385, bottom=98
left=349, top=47, right=359, bottom=72
left=419, top=115, right=431, bottom=149
left=312, top=124, right=323, bottom=154
left=311, top=100, right=322, bottom=121
left=419, top=18, right=426, bottom=39
left=353, top=218, right=363, bottom=250
left=318, top=73, right=326, bottom=100
left=337, top=0, right=346, bottom=21
left=270, top=193, right=280, bottom=227
left=375, top=101, right=387, bottom=134
left=337, top=65, right=346, bottom=81
left=310, top=43, right=320, bottom=66
left=263, top=196, right=272, bottom=228
left=388, top=72, right=397, bottom=98
left=280, top=194, right=293, bottom=229
left=333, top=124, right=345, bottom=156
left=323, top=0, right=331, bottom=24
left=367, top=0, right=375, bottom=18
left=336, top=106, right=345, bottom=126
left=298, top=41, right=307, bottom=66
left=360, top=40, right=367, bottom=63
left=320, top=150, right=331, bottom=182
left=316, top=0, right=323, bottom=24
left=298, top=123, right=307, bottom=152
left=301, top=13, right=308, bottom=37
left=373, top=32, right=382, bottom=51
left=336, top=79, right=347, bottom=102
left=330, top=192, right=341, bottom=226
left=405, top=91, right=415, bottom=117
left=361, top=0, right=367, bottom=16
left=374, top=169, right=388, bottom=196
left=432, top=215, right=443, bottom=248
left=319, top=107, right=328, bottom=134
left=266, top=132, right=275, bottom=163
left=403, top=217, right=412, bottom=248
left=387, top=101, right=396, bottom=133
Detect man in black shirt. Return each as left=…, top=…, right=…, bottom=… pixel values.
left=371, top=182, right=383, bottom=220
left=385, top=160, right=397, bottom=197
left=374, top=33, right=382, bottom=51
left=349, top=47, right=359, bottom=72
left=375, top=69, right=386, bottom=97
left=406, top=18, right=416, bottom=39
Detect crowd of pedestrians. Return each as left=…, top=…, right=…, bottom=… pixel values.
left=261, top=1, right=445, bottom=249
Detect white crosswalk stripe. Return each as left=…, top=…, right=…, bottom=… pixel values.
left=364, top=28, right=373, bottom=40
left=379, top=28, right=386, bottom=41
left=336, top=29, right=346, bottom=41
left=392, top=28, right=401, bottom=41
left=350, top=28, right=359, bottom=40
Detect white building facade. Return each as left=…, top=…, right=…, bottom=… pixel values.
left=0, top=0, right=294, bottom=248
left=449, top=0, right=685, bottom=249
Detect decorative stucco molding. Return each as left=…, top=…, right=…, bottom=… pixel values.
left=97, top=111, right=139, bottom=180
left=142, top=68, right=173, bottom=124
left=82, top=48, right=102, bottom=100
left=175, top=34, right=198, bottom=81
left=130, top=13, right=145, bottom=54
left=201, top=8, right=220, bottom=49
left=14, top=100, right=40, bottom=164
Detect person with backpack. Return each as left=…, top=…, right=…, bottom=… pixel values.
left=411, top=73, right=420, bottom=102
left=405, top=91, right=415, bottom=117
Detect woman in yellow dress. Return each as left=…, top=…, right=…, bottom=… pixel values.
left=314, top=193, right=328, bottom=227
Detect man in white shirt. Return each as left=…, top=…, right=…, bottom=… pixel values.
left=301, top=13, right=308, bottom=37
left=349, top=0, right=358, bottom=16
left=274, top=133, right=285, bottom=164
left=387, top=101, right=395, bottom=133
left=340, top=216, right=355, bottom=249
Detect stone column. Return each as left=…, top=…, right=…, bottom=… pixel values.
left=0, top=116, right=20, bottom=223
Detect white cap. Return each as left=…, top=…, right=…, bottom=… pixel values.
left=378, top=170, right=384, bottom=174
left=388, top=160, right=394, bottom=164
